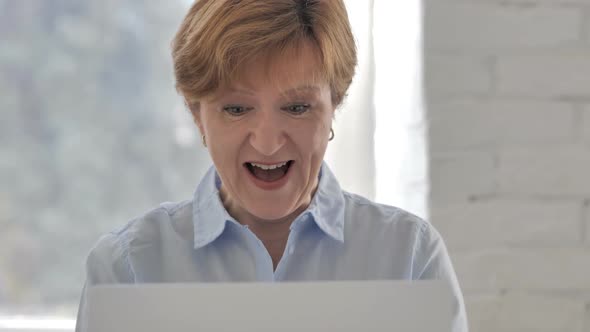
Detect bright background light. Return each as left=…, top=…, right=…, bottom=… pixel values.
left=327, top=0, right=425, bottom=218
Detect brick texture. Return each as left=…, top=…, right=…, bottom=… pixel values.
left=430, top=152, right=496, bottom=204
left=433, top=199, right=582, bottom=250
left=425, top=0, right=590, bottom=330
left=425, top=3, right=581, bottom=51
left=466, top=292, right=585, bottom=332
left=429, top=100, right=576, bottom=150
left=425, top=55, right=492, bottom=98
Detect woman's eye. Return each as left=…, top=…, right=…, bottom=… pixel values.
left=282, top=103, right=310, bottom=115
left=222, top=105, right=251, bottom=116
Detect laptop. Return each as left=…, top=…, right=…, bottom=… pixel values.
left=87, top=280, right=452, bottom=332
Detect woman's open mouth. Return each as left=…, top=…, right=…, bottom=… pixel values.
left=244, top=160, right=294, bottom=183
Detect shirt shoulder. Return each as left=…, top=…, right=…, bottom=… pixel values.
left=341, top=190, right=430, bottom=235
left=120, top=200, right=194, bottom=247
left=84, top=200, right=194, bottom=284
left=340, top=191, right=447, bottom=277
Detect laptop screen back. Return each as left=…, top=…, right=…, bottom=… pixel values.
left=87, top=280, right=452, bottom=332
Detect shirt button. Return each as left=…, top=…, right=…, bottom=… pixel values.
left=288, top=246, right=295, bottom=255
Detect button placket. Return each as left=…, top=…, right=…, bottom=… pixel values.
left=241, top=225, right=274, bottom=281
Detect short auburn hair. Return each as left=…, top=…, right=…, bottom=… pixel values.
left=172, top=0, right=357, bottom=108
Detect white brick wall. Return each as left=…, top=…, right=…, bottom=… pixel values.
left=424, top=0, right=590, bottom=330
left=430, top=152, right=496, bottom=204
left=425, top=55, right=493, bottom=98
left=497, top=55, right=590, bottom=98
left=433, top=200, right=582, bottom=250
left=425, top=3, right=581, bottom=51
left=454, top=248, right=590, bottom=291
left=498, top=147, right=590, bottom=196
left=583, top=106, right=590, bottom=143
left=429, top=100, right=576, bottom=150
left=466, top=292, right=585, bottom=332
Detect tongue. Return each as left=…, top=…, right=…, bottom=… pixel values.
left=251, top=165, right=288, bottom=182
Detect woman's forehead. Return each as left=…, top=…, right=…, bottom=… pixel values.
left=230, top=47, right=326, bottom=93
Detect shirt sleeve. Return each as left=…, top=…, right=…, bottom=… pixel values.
left=75, top=233, right=135, bottom=332
left=413, top=222, right=469, bottom=332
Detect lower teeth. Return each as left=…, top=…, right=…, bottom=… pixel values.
left=249, top=163, right=290, bottom=182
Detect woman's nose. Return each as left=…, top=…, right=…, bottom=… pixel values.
left=248, top=109, right=286, bottom=156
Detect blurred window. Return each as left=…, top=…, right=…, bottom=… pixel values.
left=0, top=0, right=423, bottom=329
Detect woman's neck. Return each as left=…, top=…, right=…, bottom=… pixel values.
left=218, top=177, right=320, bottom=269
left=219, top=193, right=309, bottom=270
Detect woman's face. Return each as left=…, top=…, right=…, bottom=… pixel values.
left=193, top=45, right=334, bottom=222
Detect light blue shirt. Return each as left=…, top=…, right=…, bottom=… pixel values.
left=76, top=162, right=468, bottom=331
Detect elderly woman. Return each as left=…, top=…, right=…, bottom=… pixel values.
left=76, top=0, right=467, bottom=331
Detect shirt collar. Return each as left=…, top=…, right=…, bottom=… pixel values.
left=302, top=162, right=345, bottom=242
left=192, top=161, right=345, bottom=249
left=191, top=166, right=235, bottom=249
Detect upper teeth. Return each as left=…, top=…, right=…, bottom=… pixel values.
left=249, top=161, right=288, bottom=170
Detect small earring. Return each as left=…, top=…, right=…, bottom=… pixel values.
left=329, top=128, right=334, bottom=141
left=201, top=134, right=207, bottom=147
